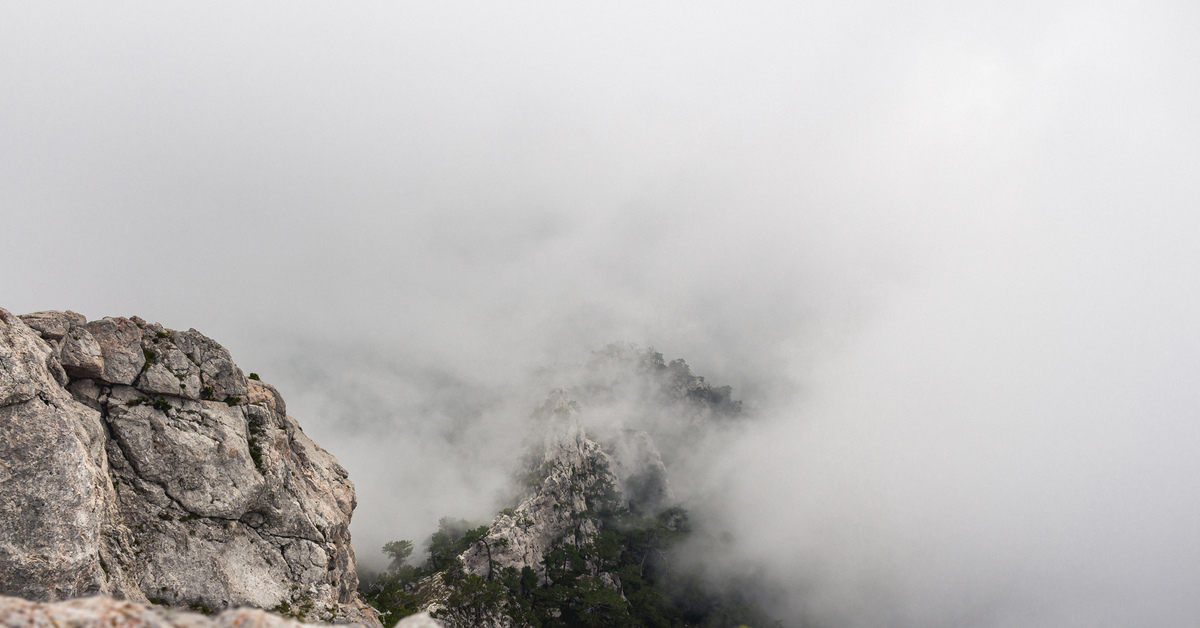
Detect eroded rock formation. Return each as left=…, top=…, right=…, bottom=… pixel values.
left=0, top=309, right=377, bottom=626
left=0, top=594, right=332, bottom=628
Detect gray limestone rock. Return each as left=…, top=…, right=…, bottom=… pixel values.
left=0, top=309, right=115, bottom=601
left=0, top=594, right=349, bottom=628
left=0, top=309, right=378, bottom=628
left=59, top=325, right=105, bottom=380
left=135, top=324, right=203, bottom=400
left=173, top=330, right=247, bottom=401
left=16, top=311, right=81, bottom=342
left=418, top=386, right=681, bottom=625
left=456, top=390, right=676, bottom=582
left=85, top=317, right=145, bottom=386
left=105, top=386, right=265, bottom=518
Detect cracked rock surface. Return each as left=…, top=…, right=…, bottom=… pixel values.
left=0, top=594, right=337, bottom=628
left=0, top=309, right=378, bottom=627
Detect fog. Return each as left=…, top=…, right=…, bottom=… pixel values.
left=4, top=1, right=1199, bottom=626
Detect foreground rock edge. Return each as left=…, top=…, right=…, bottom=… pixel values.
left=0, top=594, right=335, bottom=628
left=0, top=308, right=379, bottom=627
left=0, top=595, right=444, bottom=628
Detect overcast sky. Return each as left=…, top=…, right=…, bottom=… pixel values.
left=4, top=2, right=1200, bottom=626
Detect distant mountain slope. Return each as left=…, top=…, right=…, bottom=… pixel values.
left=363, top=345, right=777, bottom=628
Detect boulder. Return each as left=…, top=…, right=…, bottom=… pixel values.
left=0, top=594, right=345, bottom=628
left=85, top=318, right=145, bottom=386
left=0, top=309, right=378, bottom=627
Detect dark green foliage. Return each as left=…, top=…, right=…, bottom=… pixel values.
left=247, top=421, right=265, bottom=472
left=273, top=597, right=314, bottom=621
left=141, top=349, right=158, bottom=374
left=437, top=572, right=510, bottom=627
left=360, top=519, right=491, bottom=627
left=224, top=396, right=241, bottom=406
left=384, top=540, right=414, bottom=571
left=201, top=386, right=215, bottom=400
left=152, top=398, right=172, bottom=412
left=363, top=506, right=778, bottom=628
left=428, top=519, right=490, bottom=573
left=248, top=372, right=260, bottom=380
left=156, top=330, right=170, bottom=339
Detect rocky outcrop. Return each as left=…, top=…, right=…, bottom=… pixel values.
left=0, top=594, right=334, bottom=628
left=0, top=309, right=377, bottom=626
left=457, top=392, right=620, bottom=584
left=416, top=389, right=675, bottom=622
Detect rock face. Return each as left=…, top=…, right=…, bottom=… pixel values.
left=0, top=594, right=341, bottom=628
left=0, top=309, right=378, bottom=626
left=416, top=388, right=676, bottom=624
left=457, top=392, right=623, bottom=583
left=453, top=390, right=674, bottom=584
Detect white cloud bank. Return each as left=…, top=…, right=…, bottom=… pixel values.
left=3, top=1, right=1199, bottom=625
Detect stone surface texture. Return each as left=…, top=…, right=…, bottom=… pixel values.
left=0, top=309, right=377, bottom=627
left=0, top=594, right=339, bottom=628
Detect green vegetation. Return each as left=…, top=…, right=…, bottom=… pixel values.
left=224, top=396, right=241, bottom=406
left=247, top=421, right=265, bottom=472
left=273, top=597, right=315, bottom=621
left=248, top=372, right=260, bottom=380
left=361, top=507, right=779, bottom=628
left=383, top=540, right=414, bottom=572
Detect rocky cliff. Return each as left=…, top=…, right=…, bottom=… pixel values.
left=454, top=391, right=671, bottom=587
left=403, top=344, right=726, bottom=627
left=351, top=344, right=766, bottom=627
left=0, top=308, right=378, bottom=626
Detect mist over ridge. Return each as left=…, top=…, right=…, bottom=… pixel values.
left=4, top=1, right=1200, bottom=626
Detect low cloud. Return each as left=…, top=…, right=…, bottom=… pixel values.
left=4, top=1, right=1199, bottom=625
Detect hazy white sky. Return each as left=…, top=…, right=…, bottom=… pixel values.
left=3, top=2, right=1199, bottom=626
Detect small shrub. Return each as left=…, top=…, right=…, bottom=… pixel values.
left=224, top=396, right=241, bottom=406
left=248, top=372, right=260, bottom=380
